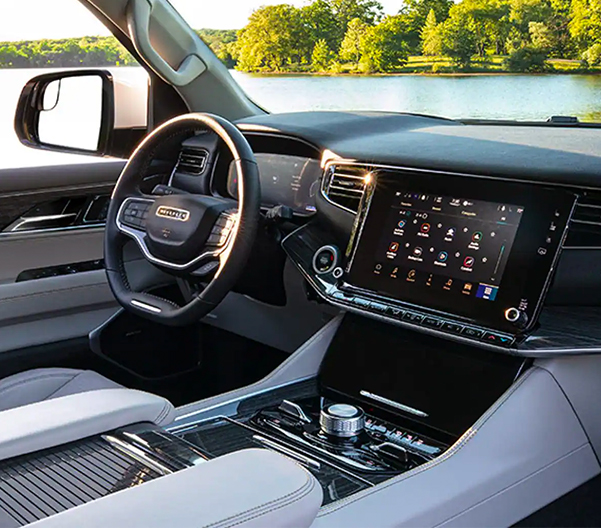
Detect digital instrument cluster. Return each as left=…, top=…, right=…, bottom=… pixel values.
left=228, top=153, right=321, bottom=215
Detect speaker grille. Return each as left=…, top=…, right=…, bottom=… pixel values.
left=0, top=437, right=162, bottom=526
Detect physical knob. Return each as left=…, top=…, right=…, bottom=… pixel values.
left=504, top=307, right=528, bottom=329
left=312, top=245, right=339, bottom=275
left=320, top=403, right=365, bottom=437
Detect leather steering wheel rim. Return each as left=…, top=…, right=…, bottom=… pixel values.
left=104, top=113, right=260, bottom=326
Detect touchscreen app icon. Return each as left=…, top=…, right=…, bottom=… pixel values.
left=413, top=247, right=423, bottom=257
left=389, top=242, right=399, bottom=253
left=421, top=223, right=430, bottom=233
left=398, top=220, right=406, bottom=229
left=463, top=256, right=475, bottom=268
left=437, top=251, right=448, bottom=262
left=472, top=231, right=483, bottom=242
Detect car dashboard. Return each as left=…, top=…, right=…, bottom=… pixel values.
left=170, top=111, right=601, bottom=358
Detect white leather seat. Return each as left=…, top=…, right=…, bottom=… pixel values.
left=0, top=368, right=122, bottom=412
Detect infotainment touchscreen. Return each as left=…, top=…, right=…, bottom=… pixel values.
left=345, top=169, right=576, bottom=333
left=367, top=192, right=523, bottom=305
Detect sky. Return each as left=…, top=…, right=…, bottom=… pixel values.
left=0, top=0, right=403, bottom=41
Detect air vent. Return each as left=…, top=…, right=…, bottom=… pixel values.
left=322, top=165, right=368, bottom=213
left=564, top=193, right=601, bottom=248
left=175, top=148, right=208, bottom=176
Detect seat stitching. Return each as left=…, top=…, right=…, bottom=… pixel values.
left=0, top=373, right=77, bottom=398
left=201, top=472, right=313, bottom=528
left=221, top=478, right=318, bottom=528
left=45, top=371, right=87, bottom=400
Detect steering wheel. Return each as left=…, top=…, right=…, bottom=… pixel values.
left=104, top=113, right=260, bottom=326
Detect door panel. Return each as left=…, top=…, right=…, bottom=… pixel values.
left=0, top=162, right=123, bottom=351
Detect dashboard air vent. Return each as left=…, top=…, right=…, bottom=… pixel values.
left=175, top=148, right=208, bottom=176
left=322, top=165, right=367, bottom=214
left=564, top=193, right=601, bottom=248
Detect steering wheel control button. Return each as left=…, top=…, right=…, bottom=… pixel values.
left=207, top=212, right=237, bottom=248
left=320, top=403, right=365, bottom=437
left=313, top=245, right=339, bottom=275
left=121, top=200, right=152, bottom=230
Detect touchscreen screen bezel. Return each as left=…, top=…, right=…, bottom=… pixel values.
left=344, top=167, right=576, bottom=333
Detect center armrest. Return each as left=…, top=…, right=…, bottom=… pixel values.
left=0, top=388, right=174, bottom=461
left=29, top=448, right=323, bottom=528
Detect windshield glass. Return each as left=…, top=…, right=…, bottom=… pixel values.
left=171, top=0, right=601, bottom=122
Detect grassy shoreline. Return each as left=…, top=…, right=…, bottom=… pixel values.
left=234, top=56, right=601, bottom=76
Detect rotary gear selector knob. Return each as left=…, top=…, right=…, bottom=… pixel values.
left=320, top=403, right=365, bottom=437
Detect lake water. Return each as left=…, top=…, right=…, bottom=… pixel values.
left=2, top=67, right=601, bottom=168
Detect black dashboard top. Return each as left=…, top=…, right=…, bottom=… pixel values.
left=237, top=111, right=601, bottom=189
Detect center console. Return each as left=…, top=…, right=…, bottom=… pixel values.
left=166, top=315, right=525, bottom=507
left=284, top=163, right=577, bottom=350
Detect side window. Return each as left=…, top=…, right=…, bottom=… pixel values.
left=0, top=0, right=148, bottom=168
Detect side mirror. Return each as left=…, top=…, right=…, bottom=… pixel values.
left=14, top=69, right=147, bottom=157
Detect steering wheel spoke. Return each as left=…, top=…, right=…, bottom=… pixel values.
left=105, top=113, right=260, bottom=326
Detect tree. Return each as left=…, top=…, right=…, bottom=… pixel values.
left=421, top=9, right=443, bottom=55
left=312, top=39, right=333, bottom=70
left=360, top=15, right=411, bottom=72
left=403, top=0, right=454, bottom=52
left=504, top=45, right=549, bottom=69
left=235, top=5, right=308, bottom=72
left=302, top=0, right=341, bottom=53
left=440, top=11, right=478, bottom=67
left=529, top=21, right=554, bottom=49
left=340, top=17, right=370, bottom=67
left=569, top=0, right=601, bottom=54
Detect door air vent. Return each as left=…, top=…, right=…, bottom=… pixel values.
left=564, top=193, right=601, bottom=248
left=175, top=148, right=208, bottom=176
left=322, top=165, right=368, bottom=214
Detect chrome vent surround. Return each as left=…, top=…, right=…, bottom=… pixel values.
left=175, top=148, right=208, bottom=175
left=322, top=165, right=368, bottom=214
left=564, top=193, right=601, bottom=248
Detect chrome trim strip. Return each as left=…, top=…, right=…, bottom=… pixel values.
left=131, top=299, right=162, bottom=313
left=102, top=435, right=173, bottom=476
left=281, top=399, right=312, bottom=423
left=252, top=435, right=321, bottom=470
left=360, top=390, right=429, bottom=418
left=116, top=196, right=237, bottom=271
left=170, top=375, right=315, bottom=425
left=0, top=223, right=104, bottom=237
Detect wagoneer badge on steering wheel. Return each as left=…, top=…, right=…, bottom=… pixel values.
left=156, top=206, right=190, bottom=222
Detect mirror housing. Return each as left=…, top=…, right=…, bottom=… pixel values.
left=14, top=69, right=148, bottom=158
left=15, top=69, right=115, bottom=156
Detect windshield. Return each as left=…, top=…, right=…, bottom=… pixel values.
left=170, top=0, right=601, bottom=122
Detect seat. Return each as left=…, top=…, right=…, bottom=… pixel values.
left=0, top=368, right=122, bottom=413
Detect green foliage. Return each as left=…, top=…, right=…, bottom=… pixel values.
left=1, top=0, right=600, bottom=74
left=312, top=39, right=334, bottom=70
left=440, top=11, right=479, bottom=67
left=421, top=10, right=443, bottom=55
left=504, top=44, right=550, bottom=69
left=359, top=15, right=411, bottom=71
left=340, top=17, right=370, bottom=66
left=582, top=42, right=601, bottom=64
left=0, top=37, right=136, bottom=68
